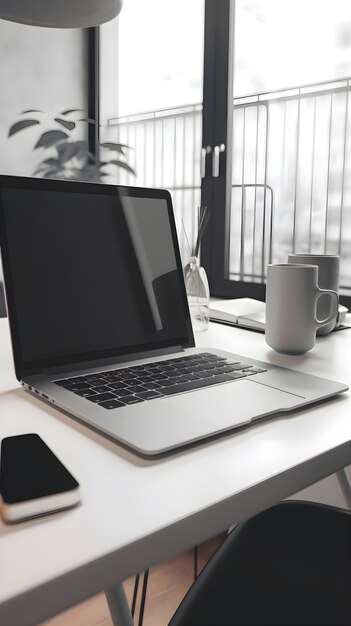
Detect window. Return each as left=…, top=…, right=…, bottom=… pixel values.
left=100, top=0, right=204, bottom=263
left=99, top=0, right=351, bottom=307
left=204, top=0, right=351, bottom=306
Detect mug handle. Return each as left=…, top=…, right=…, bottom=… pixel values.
left=315, top=288, right=339, bottom=330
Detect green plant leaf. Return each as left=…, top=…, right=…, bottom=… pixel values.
left=106, top=160, right=136, bottom=175
left=54, top=118, right=76, bottom=131
left=8, top=119, right=40, bottom=137
left=34, top=130, right=69, bottom=149
left=33, top=158, right=61, bottom=175
left=71, top=140, right=89, bottom=159
left=60, top=108, right=83, bottom=116
left=33, top=166, right=49, bottom=175
left=42, top=157, right=61, bottom=166
left=63, top=165, right=101, bottom=183
left=100, top=142, right=130, bottom=155
left=21, top=109, right=43, bottom=114
left=78, top=117, right=97, bottom=124
left=42, top=170, right=63, bottom=179
left=74, top=140, right=89, bottom=149
left=57, top=142, right=82, bottom=163
left=68, top=167, right=86, bottom=176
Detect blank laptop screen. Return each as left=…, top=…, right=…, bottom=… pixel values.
left=0, top=183, right=192, bottom=370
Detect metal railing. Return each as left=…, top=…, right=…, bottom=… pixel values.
left=107, top=104, right=202, bottom=263
left=108, top=77, right=351, bottom=292
left=230, top=184, right=274, bottom=282
left=230, top=77, right=351, bottom=292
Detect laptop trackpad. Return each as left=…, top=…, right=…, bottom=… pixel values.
left=164, top=378, right=302, bottom=436
left=107, top=379, right=304, bottom=455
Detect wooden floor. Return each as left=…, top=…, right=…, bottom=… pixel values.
left=40, top=536, right=224, bottom=626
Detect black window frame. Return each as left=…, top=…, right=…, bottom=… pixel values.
left=200, top=0, right=266, bottom=303
left=87, top=27, right=100, bottom=158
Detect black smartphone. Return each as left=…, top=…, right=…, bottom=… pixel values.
left=0, top=434, right=80, bottom=523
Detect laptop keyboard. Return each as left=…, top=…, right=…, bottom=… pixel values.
left=53, top=353, right=267, bottom=410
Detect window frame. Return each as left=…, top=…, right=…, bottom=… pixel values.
left=199, top=0, right=350, bottom=309
left=87, top=27, right=100, bottom=157
left=200, top=0, right=266, bottom=302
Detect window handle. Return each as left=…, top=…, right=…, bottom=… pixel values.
left=212, top=143, right=225, bottom=177
left=201, top=145, right=212, bottom=178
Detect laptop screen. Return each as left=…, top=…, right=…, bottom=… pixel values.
left=0, top=177, right=194, bottom=375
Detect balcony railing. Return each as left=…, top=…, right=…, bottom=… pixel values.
left=108, top=104, right=202, bottom=263
left=230, top=76, right=351, bottom=293
left=108, top=76, right=351, bottom=293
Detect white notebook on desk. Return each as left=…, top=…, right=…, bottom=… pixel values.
left=209, top=298, right=266, bottom=331
left=209, top=298, right=350, bottom=332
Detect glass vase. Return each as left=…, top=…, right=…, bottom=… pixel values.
left=184, top=256, right=210, bottom=331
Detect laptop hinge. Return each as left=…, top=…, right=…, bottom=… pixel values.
left=43, top=345, right=185, bottom=376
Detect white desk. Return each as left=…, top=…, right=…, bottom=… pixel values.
left=1, top=317, right=351, bottom=626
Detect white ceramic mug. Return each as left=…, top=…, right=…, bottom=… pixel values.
left=288, top=254, right=340, bottom=335
left=265, top=264, right=339, bottom=354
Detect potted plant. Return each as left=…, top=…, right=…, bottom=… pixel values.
left=9, top=109, right=135, bottom=182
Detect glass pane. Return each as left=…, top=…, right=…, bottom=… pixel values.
left=100, top=0, right=204, bottom=263
left=229, top=0, right=351, bottom=295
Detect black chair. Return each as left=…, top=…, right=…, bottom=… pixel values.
left=169, top=500, right=351, bottom=625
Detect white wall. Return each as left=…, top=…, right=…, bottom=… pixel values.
left=0, top=20, right=87, bottom=177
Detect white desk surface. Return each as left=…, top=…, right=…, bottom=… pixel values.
left=1, top=317, right=351, bottom=626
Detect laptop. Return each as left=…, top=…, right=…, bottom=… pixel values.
left=0, top=175, right=348, bottom=456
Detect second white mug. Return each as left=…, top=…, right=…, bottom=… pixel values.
left=265, top=264, right=339, bottom=355
left=288, top=254, right=340, bottom=335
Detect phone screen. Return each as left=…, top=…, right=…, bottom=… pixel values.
left=0, top=434, right=79, bottom=504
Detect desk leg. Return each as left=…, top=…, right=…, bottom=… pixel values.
left=105, top=584, right=134, bottom=626
left=336, top=468, right=351, bottom=509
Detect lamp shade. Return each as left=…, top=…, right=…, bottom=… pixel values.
left=0, top=0, right=123, bottom=28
